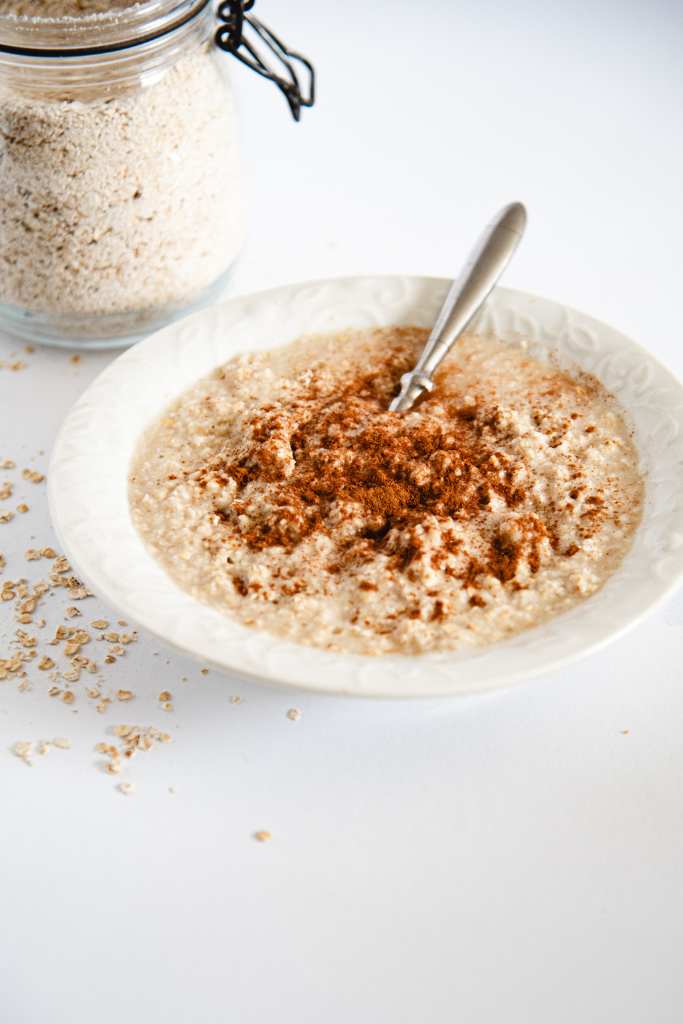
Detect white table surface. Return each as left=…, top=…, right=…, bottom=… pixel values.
left=2, top=2, right=683, bottom=1021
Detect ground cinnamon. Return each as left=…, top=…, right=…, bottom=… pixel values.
left=198, top=345, right=553, bottom=591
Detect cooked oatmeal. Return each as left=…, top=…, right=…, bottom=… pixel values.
left=129, top=327, right=643, bottom=654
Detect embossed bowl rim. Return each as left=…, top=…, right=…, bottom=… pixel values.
left=48, top=276, right=683, bottom=698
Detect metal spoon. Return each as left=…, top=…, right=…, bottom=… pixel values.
left=389, top=202, right=527, bottom=413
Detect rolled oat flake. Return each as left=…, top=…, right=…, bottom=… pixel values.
left=0, top=1, right=314, bottom=349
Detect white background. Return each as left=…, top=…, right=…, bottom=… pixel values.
left=2, top=1, right=683, bottom=1020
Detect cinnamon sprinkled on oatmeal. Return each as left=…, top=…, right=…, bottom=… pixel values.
left=130, top=327, right=643, bottom=655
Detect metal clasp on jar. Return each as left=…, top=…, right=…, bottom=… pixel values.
left=215, top=0, right=315, bottom=121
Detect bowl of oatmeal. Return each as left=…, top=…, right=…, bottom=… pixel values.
left=49, top=276, right=683, bottom=697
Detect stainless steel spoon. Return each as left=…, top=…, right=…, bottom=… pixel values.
left=389, top=202, right=527, bottom=413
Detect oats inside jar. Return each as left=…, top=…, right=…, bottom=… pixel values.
left=128, top=326, right=644, bottom=655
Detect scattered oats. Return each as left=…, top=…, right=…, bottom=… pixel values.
left=52, top=737, right=71, bottom=750
left=25, top=345, right=34, bottom=353
left=116, top=689, right=135, bottom=702
left=286, top=707, right=302, bottom=721
left=105, top=761, right=122, bottom=775
left=0, top=459, right=15, bottom=469
left=230, top=695, right=242, bottom=704
left=96, top=701, right=110, bottom=714
left=38, top=656, right=55, bottom=670
left=19, top=597, right=37, bottom=614
left=119, top=633, right=134, bottom=645
left=158, top=690, right=172, bottom=702
left=0, top=553, right=5, bottom=571
left=63, top=641, right=82, bottom=657
left=161, top=701, right=173, bottom=712
left=72, top=657, right=89, bottom=677
left=16, top=503, right=29, bottom=514
left=104, top=654, right=116, bottom=664
left=201, top=668, right=209, bottom=676
left=103, top=632, right=120, bottom=643
left=22, top=469, right=44, bottom=484
left=70, top=354, right=81, bottom=364
left=0, top=482, right=12, bottom=500
left=8, top=360, right=26, bottom=371
left=254, top=831, right=272, bottom=843
left=0, top=510, right=14, bottom=524
left=110, top=645, right=125, bottom=656
left=86, top=687, right=101, bottom=699
left=12, top=740, right=32, bottom=765
left=36, top=740, right=50, bottom=756
left=48, top=686, right=61, bottom=697
left=52, top=556, right=69, bottom=573
left=61, top=691, right=75, bottom=705
left=35, top=617, right=46, bottom=628
left=0, top=653, right=25, bottom=680
left=40, top=547, right=57, bottom=559
left=104, top=724, right=173, bottom=780
left=117, top=620, right=128, bottom=627
left=117, top=782, right=135, bottom=796
left=17, top=679, right=31, bottom=692
left=1, top=588, right=14, bottom=602
left=91, top=619, right=109, bottom=629
left=16, top=629, right=37, bottom=648
left=65, top=606, right=81, bottom=618
left=17, top=614, right=32, bottom=624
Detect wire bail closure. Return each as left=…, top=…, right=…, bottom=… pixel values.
left=215, top=1, right=315, bottom=121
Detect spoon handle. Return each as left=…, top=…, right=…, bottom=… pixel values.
left=389, top=202, right=527, bottom=412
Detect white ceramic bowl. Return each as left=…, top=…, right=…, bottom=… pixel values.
left=49, top=276, right=683, bottom=698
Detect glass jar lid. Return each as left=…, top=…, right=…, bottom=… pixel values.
left=0, top=2, right=209, bottom=54
left=0, top=0, right=315, bottom=119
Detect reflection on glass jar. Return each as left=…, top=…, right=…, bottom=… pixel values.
left=0, top=1, right=245, bottom=348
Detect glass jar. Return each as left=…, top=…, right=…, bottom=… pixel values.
left=0, top=1, right=245, bottom=348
